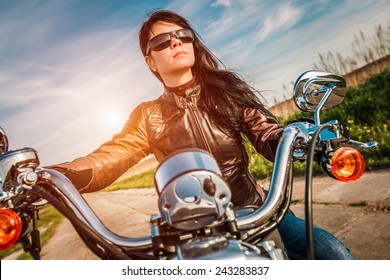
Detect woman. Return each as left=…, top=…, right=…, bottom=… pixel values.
left=50, top=10, right=353, bottom=260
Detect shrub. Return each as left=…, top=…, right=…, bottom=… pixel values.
left=247, top=69, right=390, bottom=179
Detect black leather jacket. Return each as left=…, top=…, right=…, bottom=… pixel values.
left=50, top=84, right=283, bottom=207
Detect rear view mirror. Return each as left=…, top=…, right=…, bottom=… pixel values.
left=293, top=70, right=346, bottom=112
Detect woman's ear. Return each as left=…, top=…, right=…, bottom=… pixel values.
left=145, top=56, right=157, bottom=72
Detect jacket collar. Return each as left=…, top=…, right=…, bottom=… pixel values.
left=162, top=84, right=201, bottom=109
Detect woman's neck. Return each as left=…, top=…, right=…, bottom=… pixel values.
left=164, top=76, right=197, bottom=96
left=162, top=69, right=194, bottom=88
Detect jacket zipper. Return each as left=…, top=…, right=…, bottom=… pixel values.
left=188, top=96, right=212, bottom=153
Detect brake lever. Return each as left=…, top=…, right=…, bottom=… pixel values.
left=339, top=140, right=379, bottom=150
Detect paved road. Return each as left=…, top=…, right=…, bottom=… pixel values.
left=287, top=169, right=390, bottom=260
left=4, top=169, right=390, bottom=260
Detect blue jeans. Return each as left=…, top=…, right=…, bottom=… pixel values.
left=278, top=214, right=354, bottom=260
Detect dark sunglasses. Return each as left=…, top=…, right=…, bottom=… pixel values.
left=146, top=28, right=194, bottom=54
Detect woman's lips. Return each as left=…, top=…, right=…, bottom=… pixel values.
left=174, top=51, right=187, bottom=58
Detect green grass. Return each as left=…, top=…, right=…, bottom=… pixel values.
left=103, top=168, right=156, bottom=192
left=0, top=206, right=64, bottom=260
left=290, top=199, right=303, bottom=205
left=349, top=201, right=368, bottom=207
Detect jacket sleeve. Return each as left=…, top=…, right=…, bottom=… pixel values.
left=243, top=107, right=284, bottom=162
left=48, top=103, right=151, bottom=193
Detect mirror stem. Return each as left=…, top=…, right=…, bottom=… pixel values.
left=314, top=87, right=333, bottom=126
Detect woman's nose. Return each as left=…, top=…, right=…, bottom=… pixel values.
left=170, top=36, right=183, bottom=49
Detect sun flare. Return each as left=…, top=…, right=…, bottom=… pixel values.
left=100, top=109, right=127, bottom=132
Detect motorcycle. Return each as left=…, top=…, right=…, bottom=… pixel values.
left=0, top=70, right=378, bottom=260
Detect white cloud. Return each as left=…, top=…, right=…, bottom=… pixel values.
left=200, top=2, right=303, bottom=65
left=204, top=0, right=265, bottom=37
left=165, top=0, right=210, bottom=19
left=256, top=3, right=302, bottom=42
left=211, top=0, right=232, bottom=8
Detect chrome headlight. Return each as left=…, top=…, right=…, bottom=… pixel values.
left=155, top=149, right=231, bottom=231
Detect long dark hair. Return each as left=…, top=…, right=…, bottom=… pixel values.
left=139, top=10, right=278, bottom=138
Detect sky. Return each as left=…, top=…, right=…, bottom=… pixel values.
left=0, top=0, right=389, bottom=166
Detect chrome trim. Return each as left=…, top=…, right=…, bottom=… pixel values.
left=158, top=170, right=231, bottom=230
left=256, top=240, right=286, bottom=260
left=293, top=70, right=346, bottom=113
left=314, top=87, right=333, bottom=125
left=154, top=149, right=222, bottom=193
left=339, top=140, right=379, bottom=150
left=175, top=236, right=274, bottom=260
left=0, top=148, right=39, bottom=190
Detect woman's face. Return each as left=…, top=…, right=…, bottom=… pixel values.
left=145, top=21, right=195, bottom=85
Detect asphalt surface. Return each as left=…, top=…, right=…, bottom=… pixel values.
left=4, top=169, right=390, bottom=260
left=285, top=169, right=390, bottom=260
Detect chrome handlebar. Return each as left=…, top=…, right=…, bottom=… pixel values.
left=34, top=125, right=302, bottom=246
left=0, top=121, right=377, bottom=251
left=37, top=169, right=153, bottom=249
left=236, top=125, right=298, bottom=228
left=1, top=125, right=303, bottom=249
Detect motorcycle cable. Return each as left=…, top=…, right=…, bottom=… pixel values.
left=305, top=123, right=334, bottom=260
left=32, top=185, right=132, bottom=260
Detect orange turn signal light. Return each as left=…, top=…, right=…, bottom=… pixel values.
left=330, top=147, right=365, bottom=182
left=0, top=208, right=22, bottom=250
